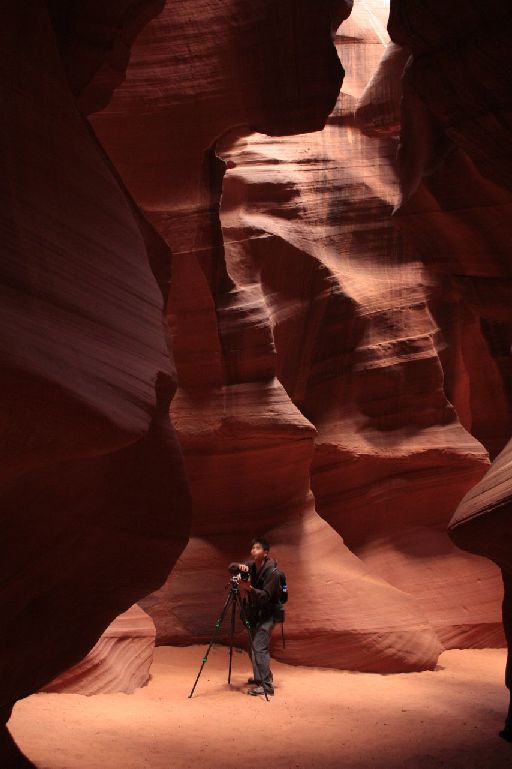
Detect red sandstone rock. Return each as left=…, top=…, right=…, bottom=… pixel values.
left=142, top=379, right=443, bottom=671
left=92, top=0, right=504, bottom=673
left=43, top=605, right=156, bottom=696
left=144, top=518, right=443, bottom=674
left=448, top=442, right=512, bottom=697
left=48, top=0, right=167, bottom=114
left=449, top=440, right=512, bottom=568
left=216, top=2, right=503, bottom=651
left=387, top=0, right=512, bottom=668
left=3, top=13, right=509, bottom=769
left=0, top=3, right=190, bottom=763
left=387, top=1, right=512, bottom=528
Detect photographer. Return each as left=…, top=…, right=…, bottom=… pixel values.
left=228, top=537, right=280, bottom=696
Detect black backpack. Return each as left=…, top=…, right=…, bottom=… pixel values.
left=273, top=566, right=288, bottom=605
left=272, top=566, right=288, bottom=632
left=272, top=566, right=288, bottom=646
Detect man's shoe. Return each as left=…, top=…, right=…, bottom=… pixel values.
left=247, top=673, right=273, bottom=684
left=248, top=685, right=274, bottom=696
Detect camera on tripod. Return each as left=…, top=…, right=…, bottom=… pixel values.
left=189, top=560, right=270, bottom=701
left=228, top=564, right=250, bottom=582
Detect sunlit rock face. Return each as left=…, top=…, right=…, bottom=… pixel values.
left=91, top=0, right=506, bottom=675
left=43, top=605, right=156, bottom=695
left=0, top=3, right=190, bottom=762
left=216, top=1, right=504, bottom=652
left=450, top=441, right=512, bottom=568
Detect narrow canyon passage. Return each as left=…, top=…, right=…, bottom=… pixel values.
left=2, top=0, right=512, bottom=766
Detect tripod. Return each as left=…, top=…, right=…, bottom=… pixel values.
left=188, top=577, right=270, bottom=701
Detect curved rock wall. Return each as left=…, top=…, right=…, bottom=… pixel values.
left=3, top=6, right=511, bottom=766
left=216, top=2, right=503, bottom=651
left=386, top=0, right=512, bottom=678
left=42, top=605, right=156, bottom=695
left=0, top=3, right=190, bottom=763
left=384, top=2, right=512, bottom=555
left=386, top=0, right=512, bottom=684
left=92, top=0, right=506, bottom=674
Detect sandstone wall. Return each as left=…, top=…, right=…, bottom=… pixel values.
left=0, top=3, right=190, bottom=764
left=92, top=0, right=506, bottom=675
left=3, top=4, right=511, bottom=765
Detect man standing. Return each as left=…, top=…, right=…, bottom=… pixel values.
left=230, top=537, right=280, bottom=696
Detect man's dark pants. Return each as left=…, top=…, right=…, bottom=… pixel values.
left=250, top=615, right=275, bottom=687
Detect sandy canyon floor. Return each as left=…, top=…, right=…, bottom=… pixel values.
left=9, top=646, right=512, bottom=769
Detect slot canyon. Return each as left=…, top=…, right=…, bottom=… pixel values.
left=1, top=1, right=511, bottom=767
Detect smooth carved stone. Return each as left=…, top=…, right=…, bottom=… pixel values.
left=47, top=0, right=167, bottom=114
left=0, top=3, right=190, bottom=755
left=91, top=0, right=346, bottom=211
left=449, top=439, right=512, bottom=571
left=144, top=507, right=443, bottom=674
left=449, top=442, right=512, bottom=673
left=141, top=372, right=444, bottom=671
left=388, top=1, right=512, bottom=501
left=92, top=0, right=505, bottom=672
left=215, top=0, right=502, bottom=654
left=354, top=42, right=410, bottom=135
left=388, top=0, right=509, bottom=55
left=389, top=0, right=512, bottom=664
left=95, top=0, right=442, bottom=675
left=0, top=714, right=36, bottom=769
left=43, top=605, right=156, bottom=695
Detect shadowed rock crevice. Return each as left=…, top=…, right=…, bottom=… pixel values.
left=0, top=2, right=191, bottom=762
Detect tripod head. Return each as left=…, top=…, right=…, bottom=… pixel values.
left=228, top=564, right=251, bottom=593
left=228, top=574, right=251, bottom=595
left=229, top=575, right=240, bottom=592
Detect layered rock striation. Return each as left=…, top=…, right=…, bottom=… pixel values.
left=384, top=2, right=512, bottom=582
left=216, top=1, right=503, bottom=651
left=383, top=0, right=512, bottom=691
left=3, top=8, right=511, bottom=769
left=43, top=605, right=156, bottom=695
left=1, top=2, right=190, bottom=764
left=388, top=0, right=512, bottom=460
left=92, top=0, right=505, bottom=674
left=92, top=0, right=447, bottom=674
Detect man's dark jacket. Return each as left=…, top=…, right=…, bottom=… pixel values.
left=230, top=557, right=280, bottom=623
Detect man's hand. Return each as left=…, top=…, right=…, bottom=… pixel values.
left=239, top=564, right=249, bottom=572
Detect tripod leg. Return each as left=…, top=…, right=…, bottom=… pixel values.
left=227, top=589, right=237, bottom=684
left=188, top=590, right=233, bottom=698
left=237, top=595, right=269, bottom=702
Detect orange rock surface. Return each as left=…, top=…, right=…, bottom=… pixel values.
left=92, top=0, right=505, bottom=676
left=43, top=605, right=156, bottom=696
left=0, top=4, right=190, bottom=765
left=2, top=1, right=511, bottom=764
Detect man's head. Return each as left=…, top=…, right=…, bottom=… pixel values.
left=251, top=537, right=270, bottom=562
